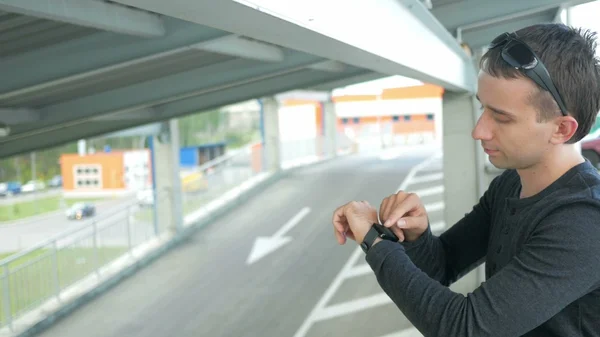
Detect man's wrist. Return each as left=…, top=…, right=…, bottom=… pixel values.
left=358, top=220, right=378, bottom=244
left=371, top=237, right=383, bottom=247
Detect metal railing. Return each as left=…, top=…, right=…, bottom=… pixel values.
left=0, top=198, right=158, bottom=331
left=0, top=135, right=355, bottom=331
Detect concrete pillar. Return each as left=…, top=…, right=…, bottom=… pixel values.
left=442, top=90, right=487, bottom=293
left=323, top=101, right=338, bottom=158
left=261, top=97, right=281, bottom=172
left=150, top=119, right=184, bottom=235
left=433, top=103, right=443, bottom=147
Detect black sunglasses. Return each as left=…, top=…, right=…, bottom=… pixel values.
left=489, top=32, right=568, bottom=116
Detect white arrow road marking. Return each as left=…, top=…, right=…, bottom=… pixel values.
left=246, top=207, right=311, bottom=265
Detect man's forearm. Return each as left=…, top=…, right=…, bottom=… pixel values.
left=398, top=225, right=449, bottom=284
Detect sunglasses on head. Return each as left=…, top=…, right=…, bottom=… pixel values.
left=489, top=32, right=568, bottom=116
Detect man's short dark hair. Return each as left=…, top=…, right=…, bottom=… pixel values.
left=480, top=23, right=600, bottom=143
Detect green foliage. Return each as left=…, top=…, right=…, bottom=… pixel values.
left=0, top=107, right=260, bottom=183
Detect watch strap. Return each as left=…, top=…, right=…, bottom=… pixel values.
left=360, top=225, right=380, bottom=253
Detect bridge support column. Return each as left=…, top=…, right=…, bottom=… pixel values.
left=261, top=97, right=281, bottom=172
left=150, top=119, right=184, bottom=235
left=442, top=90, right=487, bottom=293
left=323, top=101, right=337, bottom=158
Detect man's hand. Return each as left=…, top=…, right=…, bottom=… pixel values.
left=379, top=191, right=429, bottom=242
left=332, top=201, right=378, bottom=245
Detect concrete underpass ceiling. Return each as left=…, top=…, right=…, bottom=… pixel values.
left=429, top=0, right=594, bottom=49
left=0, top=0, right=591, bottom=159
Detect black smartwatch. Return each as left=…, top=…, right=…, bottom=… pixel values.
left=360, top=223, right=399, bottom=253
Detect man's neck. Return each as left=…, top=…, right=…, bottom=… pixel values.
left=516, top=145, right=585, bottom=199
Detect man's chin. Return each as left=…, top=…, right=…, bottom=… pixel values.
left=488, top=156, right=510, bottom=170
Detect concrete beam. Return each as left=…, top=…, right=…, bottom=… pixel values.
left=0, top=108, right=40, bottom=124
left=0, top=67, right=372, bottom=158
left=0, top=0, right=165, bottom=37
left=274, top=90, right=332, bottom=102
left=310, top=72, right=387, bottom=91
left=193, top=35, right=284, bottom=62
left=0, top=18, right=229, bottom=96
left=92, top=108, right=161, bottom=121
left=433, top=0, right=593, bottom=31
left=553, top=4, right=569, bottom=23
left=30, top=52, right=322, bottom=127
left=112, top=0, right=477, bottom=92
left=102, top=123, right=162, bottom=138
left=460, top=12, right=557, bottom=49
left=308, top=61, right=346, bottom=73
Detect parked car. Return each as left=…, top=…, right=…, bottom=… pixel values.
left=0, top=181, right=21, bottom=197
left=47, top=175, right=63, bottom=188
left=21, top=180, right=46, bottom=193
left=65, top=202, right=96, bottom=220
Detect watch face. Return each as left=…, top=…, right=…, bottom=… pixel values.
left=374, top=223, right=398, bottom=241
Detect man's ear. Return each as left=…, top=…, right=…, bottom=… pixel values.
left=550, top=116, right=579, bottom=144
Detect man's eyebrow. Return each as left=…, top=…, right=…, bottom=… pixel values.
left=475, top=94, right=515, bottom=118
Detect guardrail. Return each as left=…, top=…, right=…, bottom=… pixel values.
left=0, top=142, right=265, bottom=332
left=0, top=135, right=355, bottom=333
left=0, top=197, right=157, bottom=331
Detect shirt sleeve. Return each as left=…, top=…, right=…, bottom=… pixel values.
left=365, top=202, right=600, bottom=337
left=400, top=173, right=499, bottom=286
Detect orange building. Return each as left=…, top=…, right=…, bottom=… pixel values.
left=332, top=83, right=445, bottom=137
left=250, top=83, right=445, bottom=172
left=278, top=83, right=445, bottom=146
left=60, top=149, right=152, bottom=195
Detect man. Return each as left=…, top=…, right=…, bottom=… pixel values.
left=332, top=23, right=600, bottom=336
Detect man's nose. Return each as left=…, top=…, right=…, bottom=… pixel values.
left=471, top=113, right=493, bottom=141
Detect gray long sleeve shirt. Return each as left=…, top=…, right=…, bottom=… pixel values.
left=366, top=160, right=600, bottom=337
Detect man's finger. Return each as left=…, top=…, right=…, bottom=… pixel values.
left=381, top=194, right=398, bottom=223
left=389, top=225, right=405, bottom=242
left=346, top=230, right=356, bottom=242
left=334, top=226, right=346, bottom=245
left=332, top=205, right=348, bottom=244
left=379, top=197, right=389, bottom=224
left=396, top=214, right=427, bottom=230
left=383, top=194, right=420, bottom=228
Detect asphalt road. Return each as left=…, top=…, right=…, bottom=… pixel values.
left=34, top=148, right=446, bottom=337
left=0, top=197, right=142, bottom=253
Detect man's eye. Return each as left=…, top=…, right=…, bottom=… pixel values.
left=493, top=116, right=511, bottom=123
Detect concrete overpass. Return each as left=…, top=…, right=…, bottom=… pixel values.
left=0, top=0, right=593, bottom=336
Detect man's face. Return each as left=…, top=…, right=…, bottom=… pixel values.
left=472, top=71, right=557, bottom=170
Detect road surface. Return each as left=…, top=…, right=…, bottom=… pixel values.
left=35, top=148, right=447, bottom=337
left=0, top=197, right=143, bottom=253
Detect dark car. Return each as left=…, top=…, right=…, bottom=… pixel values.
left=65, top=202, right=96, bottom=220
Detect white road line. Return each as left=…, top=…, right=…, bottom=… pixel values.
left=293, top=152, right=441, bottom=337
left=424, top=201, right=444, bottom=213
left=397, top=153, right=442, bottom=192
left=292, top=247, right=364, bottom=337
left=407, top=172, right=443, bottom=185
left=412, top=185, right=444, bottom=197
left=342, top=263, right=372, bottom=279
left=312, top=292, right=393, bottom=322
left=377, top=327, right=424, bottom=337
